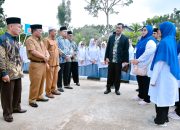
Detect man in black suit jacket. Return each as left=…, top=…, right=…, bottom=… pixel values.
left=104, top=23, right=129, bottom=95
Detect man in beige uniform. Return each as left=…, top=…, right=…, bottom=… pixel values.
left=26, top=24, right=49, bottom=107
left=44, top=27, right=61, bottom=98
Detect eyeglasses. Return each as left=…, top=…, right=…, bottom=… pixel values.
left=142, top=29, right=147, bottom=32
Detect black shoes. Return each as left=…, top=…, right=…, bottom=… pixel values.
left=13, top=109, right=27, bottom=113
left=29, top=102, right=38, bottom=107
left=104, top=89, right=120, bottom=95
left=36, top=98, right=49, bottom=102
left=29, top=98, right=48, bottom=107
left=4, top=115, right=13, bottom=122
left=115, top=91, right=120, bottom=95
left=76, top=83, right=80, bottom=86
left=104, top=89, right=111, bottom=94
left=58, top=88, right=64, bottom=92
left=64, top=86, right=73, bottom=89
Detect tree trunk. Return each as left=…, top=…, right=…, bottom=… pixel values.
left=106, top=0, right=110, bottom=35
left=106, top=12, right=110, bottom=35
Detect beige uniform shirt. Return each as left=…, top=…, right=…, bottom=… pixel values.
left=26, top=36, right=46, bottom=61
left=44, top=37, right=59, bottom=66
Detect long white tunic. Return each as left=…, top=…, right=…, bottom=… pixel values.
left=78, top=46, right=86, bottom=66
left=19, top=45, right=30, bottom=63
left=137, top=40, right=156, bottom=77
left=86, top=46, right=99, bottom=65
left=129, top=44, right=134, bottom=61
left=148, top=61, right=179, bottom=107
left=129, top=45, right=135, bottom=75
left=98, top=47, right=108, bottom=68
left=131, top=40, right=156, bottom=76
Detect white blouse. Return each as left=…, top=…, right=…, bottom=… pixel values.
left=137, top=40, right=156, bottom=76
left=148, top=61, right=179, bottom=107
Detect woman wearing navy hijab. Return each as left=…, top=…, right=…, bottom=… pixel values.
left=149, top=22, right=180, bottom=126
left=131, top=25, right=157, bottom=105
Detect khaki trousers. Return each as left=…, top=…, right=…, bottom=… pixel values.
left=45, top=66, right=58, bottom=95
left=29, top=62, right=46, bottom=103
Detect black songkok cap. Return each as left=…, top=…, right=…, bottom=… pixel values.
left=30, top=24, right=42, bottom=29
left=67, top=31, right=73, bottom=34
left=153, top=28, right=159, bottom=32
left=60, top=26, right=67, bottom=31
left=6, top=17, right=21, bottom=25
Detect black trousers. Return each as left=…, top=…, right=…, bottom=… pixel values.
left=0, top=78, right=22, bottom=117
left=63, top=62, right=71, bottom=86
left=106, top=62, right=122, bottom=91
left=68, top=62, right=79, bottom=84
left=154, top=105, right=169, bottom=124
left=175, top=88, right=180, bottom=116
left=136, top=75, right=150, bottom=103
left=57, top=63, right=65, bottom=88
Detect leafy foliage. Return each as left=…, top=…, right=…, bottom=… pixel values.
left=0, top=0, right=5, bottom=28
left=124, top=31, right=141, bottom=45
left=57, top=0, right=71, bottom=27
left=129, top=23, right=142, bottom=32
left=143, top=8, right=180, bottom=40
left=84, top=0, right=133, bottom=34
left=0, top=27, right=6, bottom=35
left=73, top=25, right=102, bottom=45
left=73, top=24, right=114, bottom=45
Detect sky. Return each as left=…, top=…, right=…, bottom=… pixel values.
left=2, top=0, right=180, bottom=31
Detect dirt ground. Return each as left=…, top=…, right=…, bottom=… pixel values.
left=0, top=74, right=180, bottom=130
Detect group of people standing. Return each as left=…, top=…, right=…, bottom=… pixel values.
left=0, top=17, right=180, bottom=128
left=127, top=22, right=179, bottom=126
left=103, top=22, right=180, bottom=127
left=78, top=38, right=108, bottom=78
left=0, top=17, right=80, bottom=122
left=56, top=26, right=80, bottom=93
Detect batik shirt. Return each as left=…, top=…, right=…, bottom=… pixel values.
left=57, top=36, right=71, bottom=63
left=69, top=40, right=78, bottom=62
left=112, top=35, right=121, bottom=63
left=0, top=32, right=23, bottom=79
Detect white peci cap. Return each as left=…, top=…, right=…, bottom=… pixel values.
left=48, top=26, right=57, bottom=31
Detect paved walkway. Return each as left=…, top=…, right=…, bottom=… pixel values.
left=0, top=74, right=180, bottom=130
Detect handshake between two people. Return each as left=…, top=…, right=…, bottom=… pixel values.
left=104, top=58, right=129, bottom=72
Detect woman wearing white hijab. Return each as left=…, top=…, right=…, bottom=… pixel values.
left=85, top=38, right=99, bottom=78
left=19, top=43, right=30, bottom=73
left=78, top=41, right=86, bottom=76
left=98, top=41, right=108, bottom=78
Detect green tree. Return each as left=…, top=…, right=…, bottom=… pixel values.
left=0, top=0, right=5, bottom=28
left=129, top=23, right=142, bottom=32
left=124, top=31, right=141, bottom=45
left=143, top=8, right=180, bottom=40
left=73, top=24, right=113, bottom=45
left=144, top=8, right=180, bottom=28
left=84, top=0, right=133, bottom=34
left=57, top=0, right=71, bottom=27
left=0, top=27, right=6, bottom=35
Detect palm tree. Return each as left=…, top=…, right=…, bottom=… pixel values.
left=130, top=23, right=142, bottom=32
